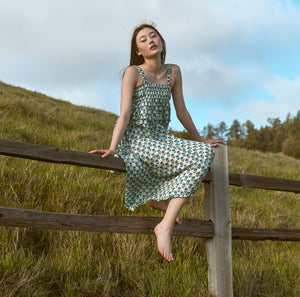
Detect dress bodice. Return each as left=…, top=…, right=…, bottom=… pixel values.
left=128, top=64, right=172, bottom=129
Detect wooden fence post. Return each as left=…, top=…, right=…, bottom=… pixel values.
left=205, top=145, right=233, bottom=297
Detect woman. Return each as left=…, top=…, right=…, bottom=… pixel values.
left=90, top=24, right=224, bottom=261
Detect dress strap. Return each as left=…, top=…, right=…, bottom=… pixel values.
left=166, top=64, right=172, bottom=86
left=134, top=65, right=148, bottom=84
left=135, top=64, right=172, bottom=85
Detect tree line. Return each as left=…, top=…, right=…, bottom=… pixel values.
left=199, top=110, right=300, bottom=159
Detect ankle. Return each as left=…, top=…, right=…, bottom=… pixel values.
left=155, top=221, right=173, bottom=234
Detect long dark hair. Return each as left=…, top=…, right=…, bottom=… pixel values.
left=129, top=23, right=166, bottom=66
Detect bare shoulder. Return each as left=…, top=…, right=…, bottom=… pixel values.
left=169, top=64, right=182, bottom=88
left=169, top=64, right=181, bottom=74
left=170, top=64, right=182, bottom=80
left=122, top=66, right=139, bottom=86
left=123, top=65, right=139, bottom=78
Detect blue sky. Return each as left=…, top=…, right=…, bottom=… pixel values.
left=0, top=0, right=299, bottom=132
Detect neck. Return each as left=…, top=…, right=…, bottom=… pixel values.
left=143, top=56, right=163, bottom=73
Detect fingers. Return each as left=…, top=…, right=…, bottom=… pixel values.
left=88, top=149, right=112, bottom=157
left=101, top=152, right=113, bottom=159
left=89, top=149, right=115, bottom=159
left=89, top=149, right=104, bottom=154
left=207, top=139, right=226, bottom=147
left=212, top=139, right=225, bottom=144
left=211, top=141, right=223, bottom=147
left=217, top=139, right=226, bottom=145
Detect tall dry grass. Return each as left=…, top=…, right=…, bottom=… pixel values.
left=0, top=81, right=299, bottom=296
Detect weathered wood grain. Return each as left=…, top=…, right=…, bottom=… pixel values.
left=229, top=172, right=300, bottom=193
left=1, top=207, right=298, bottom=241
left=0, top=138, right=126, bottom=172
left=205, top=144, right=234, bottom=297
left=2, top=139, right=300, bottom=192
left=0, top=206, right=214, bottom=238
left=232, top=227, right=300, bottom=241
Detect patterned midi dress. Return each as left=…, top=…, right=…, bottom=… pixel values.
left=115, top=64, right=215, bottom=211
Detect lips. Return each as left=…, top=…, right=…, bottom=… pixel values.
left=150, top=44, right=158, bottom=50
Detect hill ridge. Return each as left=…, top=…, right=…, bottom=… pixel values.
left=0, top=80, right=299, bottom=296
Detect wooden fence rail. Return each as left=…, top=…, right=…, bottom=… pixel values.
left=1, top=139, right=299, bottom=193
left=1, top=206, right=298, bottom=241
left=0, top=206, right=214, bottom=238
left=1, top=138, right=300, bottom=297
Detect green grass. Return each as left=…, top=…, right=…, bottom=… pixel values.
left=0, top=81, right=299, bottom=296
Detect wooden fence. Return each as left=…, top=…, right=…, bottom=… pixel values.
left=1, top=139, right=300, bottom=297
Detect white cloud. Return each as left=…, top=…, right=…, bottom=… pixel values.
left=164, top=0, right=300, bottom=104
left=0, top=0, right=300, bottom=129
left=180, top=55, right=266, bottom=103
left=264, top=74, right=300, bottom=111
left=209, top=73, right=300, bottom=127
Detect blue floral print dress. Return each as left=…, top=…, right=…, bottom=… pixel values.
left=115, top=64, right=215, bottom=211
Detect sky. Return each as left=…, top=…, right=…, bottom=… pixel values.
left=0, top=0, right=299, bottom=132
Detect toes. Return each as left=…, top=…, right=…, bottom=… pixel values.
left=154, top=225, right=174, bottom=261
left=162, top=250, right=173, bottom=262
left=176, top=215, right=182, bottom=224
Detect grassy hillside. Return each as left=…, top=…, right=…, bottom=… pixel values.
left=0, top=81, right=299, bottom=297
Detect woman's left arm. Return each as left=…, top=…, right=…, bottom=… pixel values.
left=171, top=64, right=224, bottom=147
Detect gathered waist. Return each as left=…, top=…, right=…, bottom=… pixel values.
left=127, top=118, right=169, bottom=130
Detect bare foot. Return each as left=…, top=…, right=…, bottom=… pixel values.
left=154, top=224, right=174, bottom=262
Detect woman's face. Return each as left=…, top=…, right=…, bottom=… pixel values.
left=135, top=27, right=163, bottom=60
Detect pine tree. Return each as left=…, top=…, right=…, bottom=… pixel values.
left=215, top=121, right=227, bottom=140
left=226, top=120, right=243, bottom=141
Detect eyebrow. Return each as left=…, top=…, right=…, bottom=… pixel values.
left=138, top=31, right=157, bottom=39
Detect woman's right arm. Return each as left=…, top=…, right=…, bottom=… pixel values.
left=89, top=66, right=137, bottom=158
